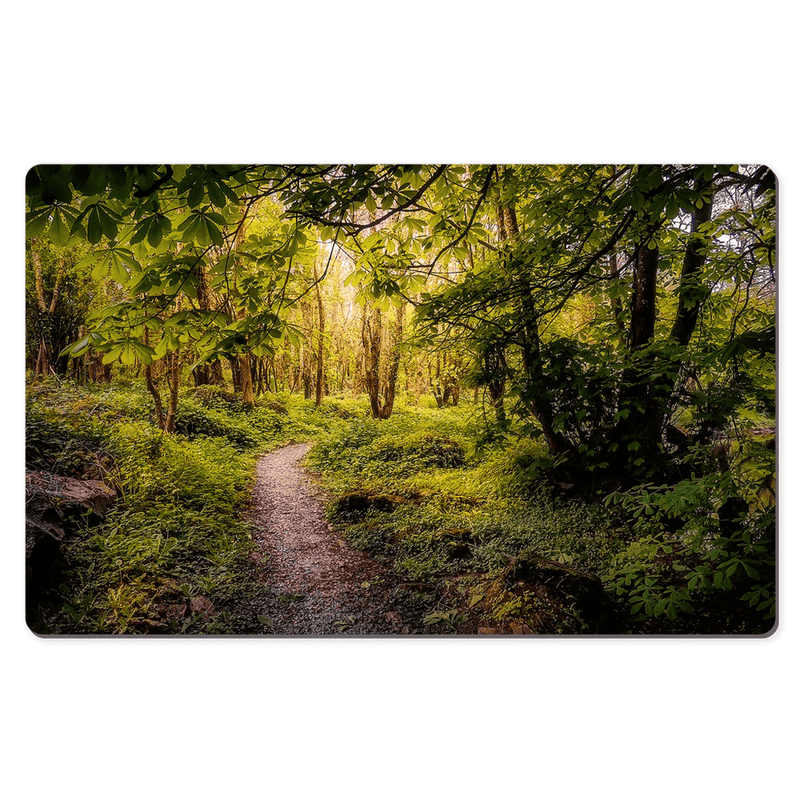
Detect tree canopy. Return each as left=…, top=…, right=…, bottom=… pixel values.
left=26, top=163, right=775, bottom=483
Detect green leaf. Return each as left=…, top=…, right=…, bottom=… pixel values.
left=204, top=218, right=224, bottom=247
left=75, top=251, right=103, bottom=270
left=179, top=215, right=203, bottom=243
left=206, top=180, right=225, bottom=209
left=147, top=217, right=163, bottom=247
left=154, top=338, right=170, bottom=358
left=109, top=252, right=129, bottom=283
left=102, top=345, right=124, bottom=365
left=119, top=344, right=136, bottom=366
left=741, top=562, right=759, bottom=580
left=131, top=342, right=156, bottom=365
left=47, top=210, right=70, bottom=247
left=62, top=335, right=90, bottom=358
left=91, top=252, right=114, bottom=281
left=187, top=180, right=205, bottom=208
left=130, top=219, right=149, bottom=245
left=26, top=208, right=51, bottom=238
left=98, top=205, right=119, bottom=240
left=87, top=207, right=103, bottom=244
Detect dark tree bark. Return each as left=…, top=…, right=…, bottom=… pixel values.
left=630, top=242, right=659, bottom=352
left=670, top=196, right=715, bottom=347
left=362, top=305, right=383, bottom=417
left=497, top=180, right=573, bottom=457
left=313, top=258, right=325, bottom=407
left=192, top=261, right=225, bottom=387
left=164, top=349, right=180, bottom=433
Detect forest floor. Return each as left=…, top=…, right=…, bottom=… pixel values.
left=246, top=443, right=428, bottom=635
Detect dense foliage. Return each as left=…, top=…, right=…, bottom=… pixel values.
left=307, top=403, right=773, bottom=634
left=25, top=164, right=775, bottom=634
left=26, top=380, right=333, bottom=633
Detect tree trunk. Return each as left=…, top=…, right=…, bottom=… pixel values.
left=228, top=354, right=242, bottom=392
left=231, top=209, right=255, bottom=407
left=630, top=242, right=659, bottom=352
left=380, top=304, right=404, bottom=419
left=497, top=181, right=572, bottom=455
left=164, top=349, right=180, bottom=433
left=193, top=261, right=225, bottom=386
left=670, top=193, right=715, bottom=346
left=143, top=328, right=165, bottom=429
left=362, top=305, right=383, bottom=417
left=239, top=355, right=254, bottom=407
left=313, top=258, right=325, bottom=407
left=31, top=242, right=65, bottom=377
left=608, top=251, right=626, bottom=335
left=361, top=302, right=403, bottom=419
left=145, top=364, right=165, bottom=430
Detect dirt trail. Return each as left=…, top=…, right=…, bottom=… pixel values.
left=248, top=443, right=418, bottom=635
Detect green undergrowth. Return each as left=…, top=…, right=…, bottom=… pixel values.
left=308, top=404, right=626, bottom=631
left=25, top=378, right=350, bottom=634
left=26, top=379, right=775, bottom=635
left=308, top=402, right=775, bottom=635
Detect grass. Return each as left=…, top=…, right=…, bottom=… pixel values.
left=309, top=395, right=775, bottom=634
left=25, top=378, right=354, bottom=634
left=26, top=378, right=775, bottom=635
left=306, top=399, right=629, bottom=632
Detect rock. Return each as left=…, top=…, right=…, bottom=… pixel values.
left=190, top=595, right=214, bottom=616
left=57, top=476, right=116, bottom=515
left=510, top=622, right=534, bottom=635
left=493, top=552, right=611, bottom=634
left=152, top=602, right=188, bottom=621
left=436, top=528, right=474, bottom=559
left=26, top=471, right=116, bottom=519
left=384, top=611, right=402, bottom=625
left=26, top=472, right=117, bottom=610
left=329, top=492, right=404, bottom=523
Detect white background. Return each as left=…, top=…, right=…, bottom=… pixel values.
left=3, top=2, right=796, bottom=798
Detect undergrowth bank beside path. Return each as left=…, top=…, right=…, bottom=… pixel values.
left=26, top=379, right=774, bottom=635
left=25, top=381, right=342, bottom=634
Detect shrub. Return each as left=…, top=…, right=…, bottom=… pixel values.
left=26, top=402, right=109, bottom=476
left=369, top=432, right=466, bottom=469
left=185, top=384, right=244, bottom=410
left=173, top=400, right=260, bottom=449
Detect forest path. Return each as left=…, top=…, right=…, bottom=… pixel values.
left=248, top=443, right=415, bottom=635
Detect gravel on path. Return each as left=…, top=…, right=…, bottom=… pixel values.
left=248, top=443, right=420, bottom=635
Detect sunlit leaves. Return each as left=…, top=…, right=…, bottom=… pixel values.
left=69, top=202, right=123, bottom=244
left=178, top=209, right=225, bottom=247
left=47, top=207, right=73, bottom=247
left=130, top=213, right=173, bottom=248
left=59, top=331, right=106, bottom=359
left=28, top=204, right=83, bottom=247
left=76, top=246, right=141, bottom=283
left=26, top=207, right=52, bottom=238
left=100, top=340, right=157, bottom=366
left=176, top=165, right=243, bottom=209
